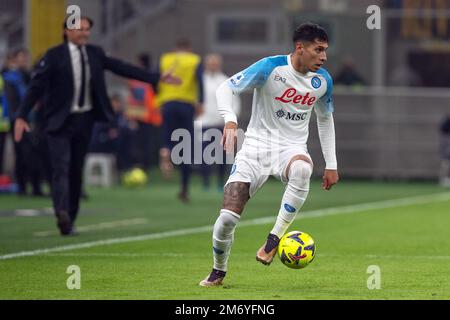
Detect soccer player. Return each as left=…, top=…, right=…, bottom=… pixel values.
left=199, top=23, right=339, bottom=286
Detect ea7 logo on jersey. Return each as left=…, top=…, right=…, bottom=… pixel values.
left=230, top=72, right=245, bottom=86
left=274, top=75, right=286, bottom=83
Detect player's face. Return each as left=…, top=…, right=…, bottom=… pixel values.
left=298, top=39, right=328, bottom=72
left=65, top=19, right=91, bottom=46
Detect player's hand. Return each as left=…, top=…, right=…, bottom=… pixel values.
left=14, top=118, right=31, bottom=142
left=160, top=72, right=182, bottom=85
left=322, top=169, right=339, bottom=190
left=221, top=121, right=238, bottom=154
left=195, top=103, right=204, bottom=117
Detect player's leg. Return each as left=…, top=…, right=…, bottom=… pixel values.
left=159, top=102, right=175, bottom=178
left=0, top=132, right=5, bottom=174
left=256, top=155, right=313, bottom=265
left=199, top=181, right=250, bottom=286
left=177, top=103, right=195, bottom=202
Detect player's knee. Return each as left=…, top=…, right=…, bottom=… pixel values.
left=287, top=160, right=313, bottom=191
left=222, top=182, right=250, bottom=214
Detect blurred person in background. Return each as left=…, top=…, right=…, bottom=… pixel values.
left=389, top=56, right=423, bottom=87
left=2, top=48, right=45, bottom=196
left=1, top=53, right=15, bottom=179
left=125, top=53, right=162, bottom=170
left=334, top=55, right=366, bottom=87
left=18, top=50, right=50, bottom=196
left=197, top=53, right=240, bottom=191
left=0, top=70, right=10, bottom=176
left=14, top=16, right=179, bottom=236
left=158, top=38, right=204, bottom=203
left=439, top=114, right=450, bottom=186
left=112, top=94, right=137, bottom=173
left=89, top=93, right=134, bottom=173
left=0, top=75, right=9, bottom=176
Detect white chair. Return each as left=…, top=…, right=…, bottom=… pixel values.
left=84, top=153, right=117, bottom=187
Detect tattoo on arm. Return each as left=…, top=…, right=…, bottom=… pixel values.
left=222, top=182, right=250, bottom=215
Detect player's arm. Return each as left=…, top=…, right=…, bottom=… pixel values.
left=216, top=58, right=272, bottom=153
left=315, top=74, right=339, bottom=190
left=15, top=53, right=52, bottom=142
left=316, top=110, right=339, bottom=190
left=217, top=82, right=238, bottom=153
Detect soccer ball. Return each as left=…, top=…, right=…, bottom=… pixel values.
left=122, top=168, right=148, bottom=187
left=277, top=231, right=316, bottom=269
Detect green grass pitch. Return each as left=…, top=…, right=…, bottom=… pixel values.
left=0, top=172, right=449, bottom=300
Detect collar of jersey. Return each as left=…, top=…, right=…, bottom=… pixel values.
left=287, top=54, right=313, bottom=78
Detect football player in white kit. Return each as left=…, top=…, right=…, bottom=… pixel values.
left=200, top=23, right=339, bottom=286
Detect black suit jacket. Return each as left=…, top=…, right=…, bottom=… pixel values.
left=18, top=43, right=160, bottom=133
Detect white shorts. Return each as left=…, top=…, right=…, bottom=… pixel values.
left=225, top=142, right=312, bottom=198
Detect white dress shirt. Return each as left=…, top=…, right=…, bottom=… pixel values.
left=68, top=41, right=92, bottom=113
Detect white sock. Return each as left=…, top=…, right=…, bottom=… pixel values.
left=212, top=209, right=240, bottom=272
left=270, top=160, right=312, bottom=238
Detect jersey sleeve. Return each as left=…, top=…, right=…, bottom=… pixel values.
left=226, top=57, right=281, bottom=94
left=314, top=68, right=337, bottom=169
left=315, top=68, right=334, bottom=115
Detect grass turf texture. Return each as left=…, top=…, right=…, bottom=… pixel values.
left=0, top=172, right=449, bottom=299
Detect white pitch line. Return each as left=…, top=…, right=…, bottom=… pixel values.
left=238, top=191, right=450, bottom=227
left=33, top=218, right=149, bottom=237
left=1, top=192, right=449, bottom=261
left=42, top=252, right=450, bottom=260
left=0, top=225, right=213, bottom=261
left=43, top=252, right=188, bottom=257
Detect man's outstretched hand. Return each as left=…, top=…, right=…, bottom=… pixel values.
left=160, top=71, right=182, bottom=85
left=322, top=169, right=339, bottom=190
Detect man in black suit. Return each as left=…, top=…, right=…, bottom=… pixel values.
left=15, top=16, right=177, bottom=236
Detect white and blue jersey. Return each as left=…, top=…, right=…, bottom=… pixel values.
left=217, top=54, right=337, bottom=170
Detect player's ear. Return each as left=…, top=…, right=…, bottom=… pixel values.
left=295, top=41, right=305, bottom=55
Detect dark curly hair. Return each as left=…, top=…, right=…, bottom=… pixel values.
left=293, top=23, right=328, bottom=44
